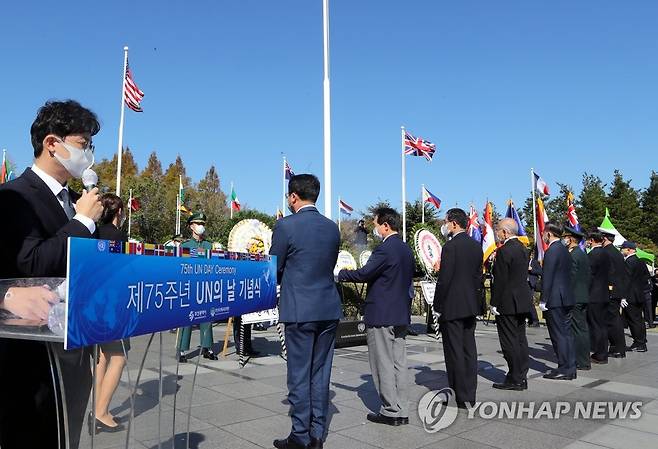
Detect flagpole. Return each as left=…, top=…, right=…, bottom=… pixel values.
left=421, top=184, right=425, bottom=224
left=176, top=175, right=182, bottom=235
left=338, top=196, right=341, bottom=231
left=115, top=46, right=129, bottom=196
left=282, top=156, right=287, bottom=217
left=401, top=126, right=407, bottom=242
left=128, top=188, right=133, bottom=239
left=230, top=181, right=234, bottom=220
left=322, top=0, right=332, bottom=219
left=531, top=168, right=537, bottom=253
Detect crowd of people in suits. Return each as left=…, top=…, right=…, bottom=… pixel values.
left=0, top=99, right=655, bottom=449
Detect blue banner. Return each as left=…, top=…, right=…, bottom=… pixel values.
left=65, top=238, right=277, bottom=349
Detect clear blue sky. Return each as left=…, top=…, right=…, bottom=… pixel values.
left=1, top=1, right=656, bottom=219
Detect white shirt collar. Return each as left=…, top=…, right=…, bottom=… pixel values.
left=504, top=236, right=519, bottom=244
left=297, top=204, right=316, bottom=212
left=383, top=232, right=399, bottom=242
left=31, top=164, right=67, bottom=197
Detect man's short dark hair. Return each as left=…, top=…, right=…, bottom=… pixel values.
left=374, top=207, right=401, bottom=232
left=587, top=230, right=604, bottom=243
left=445, top=208, right=468, bottom=230
left=545, top=222, right=563, bottom=238
left=288, top=174, right=320, bottom=203
left=31, top=100, right=101, bottom=158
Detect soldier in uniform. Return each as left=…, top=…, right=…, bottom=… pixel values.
left=599, top=228, right=629, bottom=358
left=620, top=241, right=649, bottom=352
left=177, top=212, right=218, bottom=362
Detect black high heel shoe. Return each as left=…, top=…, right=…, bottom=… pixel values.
left=87, top=413, right=125, bottom=435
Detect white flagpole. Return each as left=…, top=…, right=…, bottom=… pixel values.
left=128, top=188, right=133, bottom=238
left=401, top=126, right=407, bottom=242
left=338, top=197, right=341, bottom=231
left=421, top=184, right=425, bottom=224
left=115, top=46, right=129, bottom=196
left=322, top=0, right=332, bottom=219
left=230, top=181, right=234, bottom=220
left=176, top=175, right=181, bottom=235
left=531, top=168, right=537, bottom=254
left=282, top=156, right=287, bottom=217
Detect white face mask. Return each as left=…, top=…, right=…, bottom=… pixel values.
left=193, top=224, right=206, bottom=236
left=372, top=228, right=382, bottom=240
left=441, top=223, right=452, bottom=239
left=53, top=140, right=94, bottom=178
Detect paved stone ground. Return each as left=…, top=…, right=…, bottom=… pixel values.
left=80, top=318, right=658, bottom=449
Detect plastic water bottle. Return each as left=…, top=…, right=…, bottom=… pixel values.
left=48, top=302, right=66, bottom=336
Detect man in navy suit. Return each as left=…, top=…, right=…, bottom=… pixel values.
left=540, top=223, right=577, bottom=380
left=338, top=207, right=415, bottom=426
left=270, top=174, right=342, bottom=449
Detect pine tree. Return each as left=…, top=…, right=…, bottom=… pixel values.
left=607, top=170, right=643, bottom=243
left=196, top=165, right=229, bottom=239
left=577, top=173, right=607, bottom=232
left=641, top=171, right=658, bottom=247
left=142, top=151, right=163, bottom=179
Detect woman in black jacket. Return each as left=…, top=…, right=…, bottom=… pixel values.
left=91, top=193, right=129, bottom=434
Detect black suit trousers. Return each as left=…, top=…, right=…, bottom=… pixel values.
left=571, top=304, right=590, bottom=368
left=440, top=317, right=477, bottom=404
left=587, top=302, right=608, bottom=359
left=495, top=314, right=529, bottom=384
left=545, top=306, right=576, bottom=376
left=606, top=299, right=626, bottom=355
left=623, top=302, right=647, bottom=346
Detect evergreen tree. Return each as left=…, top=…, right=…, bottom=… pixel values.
left=142, top=151, right=163, bottom=180
left=641, top=171, right=658, bottom=247
left=195, top=165, right=229, bottom=239
left=577, top=173, right=607, bottom=232
left=607, top=170, right=643, bottom=243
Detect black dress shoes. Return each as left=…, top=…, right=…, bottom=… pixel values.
left=366, top=413, right=407, bottom=426
left=308, top=437, right=324, bottom=449
left=577, top=365, right=592, bottom=371
left=543, top=371, right=576, bottom=380
left=492, top=382, right=524, bottom=391
left=273, top=437, right=306, bottom=449
left=627, top=344, right=648, bottom=353
left=88, top=415, right=125, bottom=435
left=521, top=379, right=528, bottom=390
left=608, top=352, right=626, bottom=358
left=590, top=355, right=608, bottom=364
left=178, top=354, right=188, bottom=363
left=202, top=349, right=219, bottom=360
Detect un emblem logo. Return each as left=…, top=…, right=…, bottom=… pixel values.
left=97, top=241, right=106, bottom=252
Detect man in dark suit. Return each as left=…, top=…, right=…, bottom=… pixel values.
left=270, top=174, right=342, bottom=449
left=433, top=208, right=483, bottom=407
left=540, top=223, right=577, bottom=380
left=490, top=218, right=532, bottom=390
left=586, top=231, right=611, bottom=364
left=599, top=229, right=628, bottom=358
left=621, top=241, right=649, bottom=352
left=0, top=100, right=103, bottom=449
left=563, top=226, right=591, bottom=370
left=338, top=207, right=415, bottom=425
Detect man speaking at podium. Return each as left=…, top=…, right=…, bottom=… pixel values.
left=0, top=100, right=103, bottom=448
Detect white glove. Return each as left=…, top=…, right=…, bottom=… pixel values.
left=490, top=306, right=501, bottom=316
left=539, top=302, right=548, bottom=311
left=333, top=266, right=341, bottom=283
left=621, top=299, right=629, bottom=308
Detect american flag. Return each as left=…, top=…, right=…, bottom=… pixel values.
left=404, top=131, right=436, bottom=162
left=284, top=160, right=295, bottom=180
left=124, top=62, right=145, bottom=112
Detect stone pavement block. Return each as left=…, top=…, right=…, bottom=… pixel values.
left=458, top=421, right=573, bottom=449
left=593, top=381, right=658, bottom=400
left=130, top=409, right=215, bottom=442
left=561, top=442, right=612, bottom=449
left=608, top=411, right=658, bottom=435
left=580, top=423, right=657, bottom=449
left=160, top=384, right=234, bottom=408
left=507, top=413, right=608, bottom=440
left=142, top=428, right=263, bottom=449
left=243, top=392, right=291, bottom=414
left=409, top=408, right=489, bottom=437
left=222, top=414, right=292, bottom=448
left=338, top=421, right=451, bottom=449
left=322, top=432, right=382, bottom=449
left=188, top=399, right=277, bottom=427
left=613, top=373, right=658, bottom=389
left=209, top=379, right=286, bottom=399
left=418, top=435, right=499, bottom=449
left=188, top=370, right=248, bottom=387
left=327, top=403, right=369, bottom=432
left=642, top=399, right=658, bottom=415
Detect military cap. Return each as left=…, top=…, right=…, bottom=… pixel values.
left=187, top=212, right=207, bottom=224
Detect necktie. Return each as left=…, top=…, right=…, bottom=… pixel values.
left=58, top=189, right=76, bottom=220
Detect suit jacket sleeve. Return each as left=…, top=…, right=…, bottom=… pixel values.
left=338, top=245, right=386, bottom=283
left=433, top=240, right=455, bottom=313
left=269, top=220, right=289, bottom=284
left=490, top=245, right=508, bottom=308
left=540, top=247, right=556, bottom=305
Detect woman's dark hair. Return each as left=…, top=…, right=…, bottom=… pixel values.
left=445, top=208, right=468, bottom=230
left=288, top=174, right=320, bottom=202
left=374, top=207, right=401, bottom=232
left=30, top=100, right=100, bottom=158
left=100, top=193, right=124, bottom=225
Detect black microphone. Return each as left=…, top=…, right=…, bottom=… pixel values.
left=82, top=168, right=98, bottom=192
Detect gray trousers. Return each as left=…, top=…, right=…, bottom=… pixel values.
left=366, top=325, right=408, bottom=418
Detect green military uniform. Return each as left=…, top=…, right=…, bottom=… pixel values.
left=177, top=213, right=215, bottom=354
left=566, top=227, right=592, bottom=370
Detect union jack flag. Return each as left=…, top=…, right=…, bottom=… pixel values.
left=124, top=61, right=145, bottom=112
left=284, top=160, right=295, bottom=180
left=404, top=131, right=436, bottom=162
